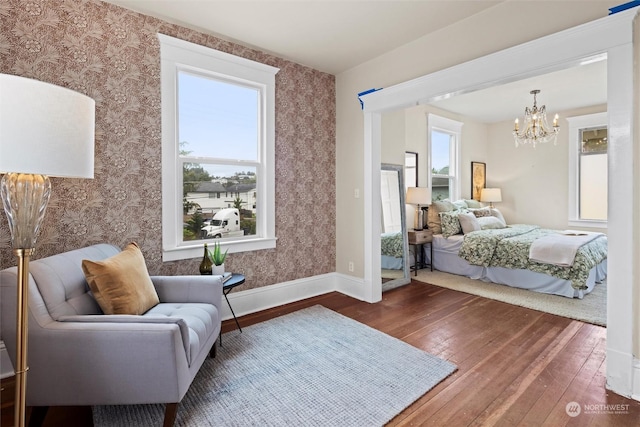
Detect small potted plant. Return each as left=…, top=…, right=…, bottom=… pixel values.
left=211, top=241, right=228, bottom=275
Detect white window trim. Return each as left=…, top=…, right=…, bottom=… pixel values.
left=427, top=113, right=463, bottom=200
left=567, top=112, right=608, bottom=229
left=159, top=34, right=279, bottom=262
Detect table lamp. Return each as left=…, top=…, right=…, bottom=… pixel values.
left=0, top=74, right=95, bottom=427
left=480, top=188, right=502, bottom=208
left=406, top=187, right=431, bottom=230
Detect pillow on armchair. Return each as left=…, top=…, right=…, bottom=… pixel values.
left=82, top=242, right=159, bottom=315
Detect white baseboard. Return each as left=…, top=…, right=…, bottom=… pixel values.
left=221, top=272, right=367, bottom=321
left=606, top=347, right=636, bottom=399
left=632, top=358, right=640, bottom=401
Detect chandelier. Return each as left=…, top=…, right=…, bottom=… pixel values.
left=512, top=89, right=559, bottom=147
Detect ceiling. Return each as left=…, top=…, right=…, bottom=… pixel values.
left=103, top=0, right=502, bottom=75
left=432, top=59, right=607, bottom=123
left=102, top=0, right=607, bottom=123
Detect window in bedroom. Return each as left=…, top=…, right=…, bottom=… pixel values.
left=567, top=112, right=608, bottom=228
left=159, top=34, right=279, bottom=262
left=427, top=114, right=462, bottom=202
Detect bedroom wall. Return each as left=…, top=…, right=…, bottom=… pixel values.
left=0, top=0, right=336, bottom=290
left=486, top=104, right=607, bottom=232
left=394, top=104, right=490, bottom=199
left=380, top=105, right=490, bottom=231
left=335, top=0, right=618, bottom=278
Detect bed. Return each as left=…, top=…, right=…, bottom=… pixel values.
left=381, top=231, right=404, bottom=270
left=423, top=200, right=607, bottom=299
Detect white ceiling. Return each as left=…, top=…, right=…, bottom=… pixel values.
left=102, top=0, right=607, bottom=122
left=432, top=59, right=607, bottom=123
left=103, top=0, right=502, bottom=74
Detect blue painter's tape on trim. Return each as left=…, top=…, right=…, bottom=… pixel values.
left=609, top=1, right=640, bottom=14
left=358, top=88, right=382, bottom=110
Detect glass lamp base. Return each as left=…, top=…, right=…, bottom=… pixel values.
left=0, top=172, right=51, bottom=249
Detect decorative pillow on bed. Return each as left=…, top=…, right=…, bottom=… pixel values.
left=440, top=210, right=466, bottom=238
left=458, top=212, right=481, bottom=234
left=478, top=216, right=506, bottom=229
left=464, top=199, right=482, bottom=208
left=490, top=207, right=506, bottom=224
left=428, top=199, right=456, bottom=234
left=470, top=207, right=492, bottom=218
left=452, top=200, right=468, bottom=210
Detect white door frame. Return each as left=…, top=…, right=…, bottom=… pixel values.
left=361, top=9, right=639, bottom=400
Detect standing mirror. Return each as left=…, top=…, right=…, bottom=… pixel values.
left=380, top=163, right=410, bottom=291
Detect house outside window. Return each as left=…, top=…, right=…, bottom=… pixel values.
left=427, top=114, right=462, bottom=202
left=159, top=34, right=279, bottom=261
left=567, top=112, right=608, bottom=228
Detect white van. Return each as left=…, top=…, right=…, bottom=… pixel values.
left=201, top=208, right=245, bottom=238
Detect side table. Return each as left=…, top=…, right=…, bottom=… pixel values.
left=223, top=273, right=245, bottom=332
left=408, top=229, right=433, bottom=276
left=220, top=273, right=244, bottom=346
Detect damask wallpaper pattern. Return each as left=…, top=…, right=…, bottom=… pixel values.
left=0, top=0, right=336, bottom=290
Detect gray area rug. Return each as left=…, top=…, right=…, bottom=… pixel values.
left=415, top=269, right=606, bottom=326
left=93, top=305, right=456, bottom=426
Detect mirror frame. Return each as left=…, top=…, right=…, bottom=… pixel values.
left=381, top=163, right=410, bottom=291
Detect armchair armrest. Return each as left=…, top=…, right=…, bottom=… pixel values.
left=151, top=275, right=222, bottom=308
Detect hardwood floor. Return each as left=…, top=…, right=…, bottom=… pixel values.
left=4, top=280, right=640, bottom=426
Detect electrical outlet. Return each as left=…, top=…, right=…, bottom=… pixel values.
left=348, top=261, right=354, bottom=272
left=354, top=188, right=360, bottom=199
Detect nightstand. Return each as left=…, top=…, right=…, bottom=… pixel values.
left=408, top=229, right=433, bottom=275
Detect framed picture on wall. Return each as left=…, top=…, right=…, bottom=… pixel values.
left=471, top=161, right=486, bottom=200
left=405, top=151, right=418, bottom=189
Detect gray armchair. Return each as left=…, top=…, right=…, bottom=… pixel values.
left=0, top=244, right=223, bottom=427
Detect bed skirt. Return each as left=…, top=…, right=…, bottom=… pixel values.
left=424, top=245, right=607, bottom=299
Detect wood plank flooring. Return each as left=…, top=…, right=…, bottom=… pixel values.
left=5, top=280, right=640, bottom=426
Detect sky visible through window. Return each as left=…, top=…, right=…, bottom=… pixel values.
left=178, top=71, right=258, bottom=177
left=432, top=131, right=450, bottom=174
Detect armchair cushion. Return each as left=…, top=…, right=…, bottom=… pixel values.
left=82, top=242, right=159, bottom=315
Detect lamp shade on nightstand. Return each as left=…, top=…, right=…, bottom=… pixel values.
left=480, top=188, right=502, bottom=208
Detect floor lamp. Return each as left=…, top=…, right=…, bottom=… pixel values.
left=0, top=74, right=95, bottom=427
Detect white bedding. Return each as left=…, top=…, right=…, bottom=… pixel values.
left=425, top=234, right=606, bottom=299
left=529, top=231, right=604, bottom=267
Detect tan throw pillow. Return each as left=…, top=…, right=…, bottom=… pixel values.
left=82, top=242, right=159, bottom=315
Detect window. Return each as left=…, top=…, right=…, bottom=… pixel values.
left=427, top=114, right=462, bottom=201
left=567, top=112, right=608, bottom=228
left=159, top=34, right=279, bottom=261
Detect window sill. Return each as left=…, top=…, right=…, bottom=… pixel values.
left=568, top=219, right=607, bottom=230
left=163, top=237, right=277, bottom=262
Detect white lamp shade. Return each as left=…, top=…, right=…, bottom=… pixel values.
left=480, top=188, right=502, bottom=203
left=0, top=74, right=95, bottom=178
left=406, top=187, right=431, bottom=205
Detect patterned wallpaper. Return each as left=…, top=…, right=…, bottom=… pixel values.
left=0, top=0, right=336, bottom=290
